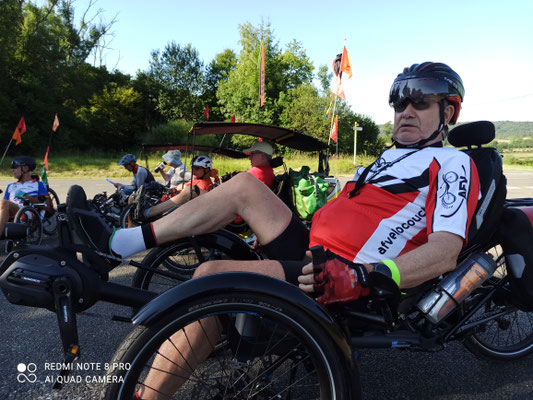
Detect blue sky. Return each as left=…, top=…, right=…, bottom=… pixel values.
left=69, top=0, right=533, bottom=124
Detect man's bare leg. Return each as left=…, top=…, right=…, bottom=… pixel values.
left=151, top=173, right=292, bottom=247
left=0, top=200, right=21, bottom=235
left=146, top=188, right=202, bottom=219
left=137, top=260, right=286, bottom=399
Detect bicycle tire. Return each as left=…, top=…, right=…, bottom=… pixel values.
left=101, top=292, right=355, bottom=400
left=42, top=187, right=60, bottom=235
left=463, top=245, right=533, bottom=361
left=119, top=203, right=135, bottom=228
left=132, top=237, right=251, bottom=293
left=14, top=206, right=43, bottom=245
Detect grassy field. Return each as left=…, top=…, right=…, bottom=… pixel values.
left=0, top=152, right=378, bottom=179
left=1, top=149, right=531, bottom=180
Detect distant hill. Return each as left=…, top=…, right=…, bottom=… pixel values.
left=378, top=120, right=533, bottom=139
left=461, top=121, right=533, bottom=139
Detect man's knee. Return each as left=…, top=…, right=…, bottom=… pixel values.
left=194, top=260, right=229, bottom=278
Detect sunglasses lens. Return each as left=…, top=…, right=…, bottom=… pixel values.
left=392, top=98, right=432, bottom=112
left=389, top=77, right=448, bottom=111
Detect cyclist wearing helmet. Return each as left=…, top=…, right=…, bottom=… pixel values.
left=132, top=154, right=215, bottom=222
left=1, top=156, right=52, bottom=235
left=115, top=154, right=155, bottom=197
left=70, top=62, right=481, bottom=398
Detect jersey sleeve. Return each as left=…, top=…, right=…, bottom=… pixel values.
left=37, top=181, right=49, bottom=196
left=3, top=184, right=10, bottom=200
left=425, top=152, right=480, bottom=240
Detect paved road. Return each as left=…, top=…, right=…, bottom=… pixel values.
left=0, top=173, right=533, bottom=399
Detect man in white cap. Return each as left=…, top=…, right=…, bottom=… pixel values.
left=243, top=140, right=275, bottom=188
left=155, top=150, right=191, bottom=188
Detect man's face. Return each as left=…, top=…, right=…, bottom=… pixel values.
left=192, top=166, right=208, bottom=179
left=249, top=151, right=266, bottom=167
left=11, top=166, right=24, bottom=180
left=393, top=100, right=441, bottom=146
left=124, top=162, right=135, bottom=172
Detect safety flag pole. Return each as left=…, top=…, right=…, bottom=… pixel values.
left=42, top=114, right=59, bottom=185
left=259, top=39, right=265, bottom=108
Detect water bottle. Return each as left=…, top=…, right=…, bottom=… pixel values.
left=154, top=161, right=167, bottom=173
left=417, top=252, right=497, bottom=323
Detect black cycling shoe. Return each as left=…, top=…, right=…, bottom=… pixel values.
left=132, top=185, right=149, bottom=222
left=66, top=185, right=121, bottom=265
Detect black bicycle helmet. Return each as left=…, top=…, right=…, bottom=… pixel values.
left=389, top=62, right=464, bottom=124
left=389, top=62, right=464, bottom=148
left=11, top=155, right=36, bottom=171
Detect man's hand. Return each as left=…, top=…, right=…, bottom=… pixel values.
left=298, top=247, right=370, bottom=305
left=298, top=262, right=315, bottom=294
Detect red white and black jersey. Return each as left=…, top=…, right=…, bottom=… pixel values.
left=309, top=147, right=480, bottom=264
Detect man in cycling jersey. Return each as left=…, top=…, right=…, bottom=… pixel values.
left=115, top=154, right=160, bottom=197
left=71, top=62, right=480, bottom=398
left=0, top=156, right=52, bottom=236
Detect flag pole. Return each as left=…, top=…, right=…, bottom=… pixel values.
left=0, top=139, right=14, bottom=167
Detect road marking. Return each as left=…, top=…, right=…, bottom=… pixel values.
left=507, top=186, right=521, bottom=189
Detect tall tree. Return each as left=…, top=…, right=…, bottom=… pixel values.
left=217, top=22, right=314, bottom=127
left=147, top=42, right=205, bottom=121
left=203, top=49, right=237, bottom=121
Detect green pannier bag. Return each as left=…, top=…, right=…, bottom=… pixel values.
left=290, top=166, right=329, bottom=221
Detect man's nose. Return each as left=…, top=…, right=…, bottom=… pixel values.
left=400, top=102, right=417, bottom=117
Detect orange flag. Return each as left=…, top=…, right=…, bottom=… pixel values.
left=341, top=47, right=352, bottom=78
left=259, top=39, right=265, bottom=107
left=203, top=106, right=209, bottom=120
left=52, top=114, right=59, bottom=132
left=231, top=114, right=236, bottom=123
left=12, top=117, right=26, bottom=146
left=330, top=115, right=338, bottom=143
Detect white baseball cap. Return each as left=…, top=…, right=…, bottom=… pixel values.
left=243, top=141, right=273, bottom=156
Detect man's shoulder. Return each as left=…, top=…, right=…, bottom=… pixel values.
left=429, top=146, right=471, bottom=163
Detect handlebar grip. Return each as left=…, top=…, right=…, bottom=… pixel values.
left=310, top=245, right=327, bottom=275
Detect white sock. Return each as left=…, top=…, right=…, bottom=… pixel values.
left=110, top=226, right=147, bottom=258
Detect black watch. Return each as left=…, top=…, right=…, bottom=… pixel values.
left=372, top=263, right=392, bottom=278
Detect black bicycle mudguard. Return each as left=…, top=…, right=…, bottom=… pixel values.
left=132, top=272, right=358, bottom=386
left=157, top=229, right=261, bottom=261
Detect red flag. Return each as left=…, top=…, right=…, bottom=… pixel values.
left=231, top=114, right=236, bottom=123
left=52, top=114, right=59, bottom=132
left=331, top=76, right=345, bottom=100
left=203, top=106, right=209, bottom=120
left=330, top=115, right=338, bottom=143
left=12, top=117, right=26, bottom=146
left=259, top=39, right=265, bottom=107
left=44, top=146, right=50, bottom=170
left=341, top=47, right=352, bottom=78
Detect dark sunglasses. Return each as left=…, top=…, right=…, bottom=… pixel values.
left=392, top=98, right=434, bottom=113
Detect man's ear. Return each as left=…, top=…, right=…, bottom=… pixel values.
left=444, top=104, right=455, bottom=125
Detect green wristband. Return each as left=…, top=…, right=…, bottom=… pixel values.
left=382, top=259, right=400, bottom=287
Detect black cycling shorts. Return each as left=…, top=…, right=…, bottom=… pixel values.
left=261, top=213, right=310, bottom=284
